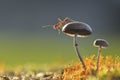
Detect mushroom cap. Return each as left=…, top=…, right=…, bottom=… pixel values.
left=93, top=39, right=109, bottom=48
left=62, top=21, right=92, bottom=37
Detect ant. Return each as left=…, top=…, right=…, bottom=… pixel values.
left=42, top=17, right=74, bottom=34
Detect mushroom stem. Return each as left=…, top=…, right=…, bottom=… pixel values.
left=74, top=34, right=86, bottom=70
left=96, top=46, right=102, bottom=71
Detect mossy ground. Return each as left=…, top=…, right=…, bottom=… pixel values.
left=0, top=55, right=120, bottom=80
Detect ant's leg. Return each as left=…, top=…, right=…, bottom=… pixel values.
left=68, top=18, right=75, bottom=22
left=57, top=18, right=63, bottom=22
left=57, top=28, right=61, bottom=34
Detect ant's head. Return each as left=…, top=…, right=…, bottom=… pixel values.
left=53, top=21, right=63, bottom=30
left=53, top=24, right=58, bottom=30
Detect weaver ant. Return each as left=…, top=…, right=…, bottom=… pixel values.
left=42, top=17, right=74, bottom=34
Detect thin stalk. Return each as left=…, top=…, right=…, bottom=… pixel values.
left=96, top=46, right=102, bottom=72
left=74, top=34, right=86, bottom=70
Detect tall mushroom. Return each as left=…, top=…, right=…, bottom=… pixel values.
left=62, top=21, right=92, bottom=70
left=93, top=39, right=109, bottom=71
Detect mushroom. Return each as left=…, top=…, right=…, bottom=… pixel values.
left=62, top=21, right=92, bottom=70
left=93, top=39, right=109, bottom=71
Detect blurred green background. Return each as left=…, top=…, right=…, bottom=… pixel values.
left=0, top=0, right=120, bottom=66
left=0, top=31, right=119, bottom=66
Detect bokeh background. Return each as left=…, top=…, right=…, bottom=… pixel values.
left=0, top=0, right=120, bottom=66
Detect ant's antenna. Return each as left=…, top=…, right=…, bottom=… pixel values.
left=41, top=24, right=53, bottom=28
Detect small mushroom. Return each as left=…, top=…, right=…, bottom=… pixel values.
left=62, top=21, right=92, bottom=70
left=93, top=39, right=109, bottom=71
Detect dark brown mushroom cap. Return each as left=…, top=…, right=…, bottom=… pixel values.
left=93, top=39, right=109, bottom=48
left=62, top=21, right=92, bottom=37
